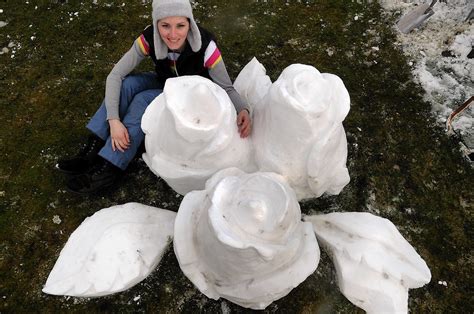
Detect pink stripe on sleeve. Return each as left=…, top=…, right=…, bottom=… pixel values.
left=205, top=47, right=222, bottom=68
left=139, top=34, right=150, bottom=55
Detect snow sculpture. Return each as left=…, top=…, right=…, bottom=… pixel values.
left=305, top=212, right=431, bottom=314
left=142, top=76, right=255, bottom=195
left=234, top=57, right=272, bottom=111
left=174, top=168, right=320, bottom=310
left=42, top=203, right=176, bottom=297
left=250, top=63, right=351, bottom=200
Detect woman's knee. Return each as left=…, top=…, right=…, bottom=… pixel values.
left=120, top=75, right=143, bottom=95
left=121, top=72, right=160, bottom=95
left=122, top=89, right=162, bottom=125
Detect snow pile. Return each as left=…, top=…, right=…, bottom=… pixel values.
left=143, top=59, right=351, bottom=199
left=379, top=0, right=474, bottom=146
left=42, top=203, right=176, bottom=297
left=306, top=212, right=432, bottom=314
left=141, top=76, right=255, bottom=195
left=235, top=60, right=351, bottom=200
left=174, top=168, right=320, bottom=310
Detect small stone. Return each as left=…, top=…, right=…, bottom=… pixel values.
left=354, top=15, right=359, bottom=21
left=133, top=295, right=140, bottom=301
left=0, top=21, right=7, bottom=28
left=441, top=50, right=455, bottom=58
left=0, top=191, right=5, bottom=196
left=53, top=215, right=62, bottom=225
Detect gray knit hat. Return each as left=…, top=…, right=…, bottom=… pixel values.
left=152, top=0, right=201, bottom=59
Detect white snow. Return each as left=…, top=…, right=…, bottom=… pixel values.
left=42, top=203, right=176, bottom=297
left=306, top=212, right=431, bottom=314
left=235, top=60, right=351, bottom=200
left=141, top=76, right=255, bottom=195
left=379, top=0, right=474, bottom=147
left=174, top=168, right=320, bottom=310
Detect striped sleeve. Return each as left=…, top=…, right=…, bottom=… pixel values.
left=204, top=40, right=223, bottom=69
left=135, top=34, right=150, bottom=56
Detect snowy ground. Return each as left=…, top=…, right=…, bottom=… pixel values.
left=379, top=0, right=474, bottom=150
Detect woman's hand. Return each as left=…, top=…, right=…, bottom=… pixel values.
left=108, top=119, right=130, bottom=152
left=237, top=109, right=251, bottom=138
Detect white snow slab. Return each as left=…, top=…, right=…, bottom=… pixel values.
left=250, top=63, right=351, bottom=200
left=306, top=212, right=431, bottom=314
left=43, top=203, right=176, bottom=297
left=174, top=168, right=320, bottom=310
left=142, top=76, right=255, bottom=195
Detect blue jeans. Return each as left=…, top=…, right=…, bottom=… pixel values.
left=86, top=72, right=163, bottom=170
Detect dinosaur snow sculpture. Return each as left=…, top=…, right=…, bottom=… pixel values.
left=174, top=168, right=320, bottom=309
left=141, top=75, right=255, bottom=195
left=42, top=203, right=176, bottom=296
left=305, top=212, right=432, bottom=314
left=248, top=63, right=351, bottom=200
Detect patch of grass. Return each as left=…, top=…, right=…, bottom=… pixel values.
left=0, top=0, right=472, bottom=312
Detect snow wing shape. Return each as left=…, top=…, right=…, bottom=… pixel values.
left=142, top=76, right=255, bottom=195
left=43, top=203, right=176, bottom=297
left=252, top=64, right=351, bottom=200
left=305, top=212, right=431, bottom=314
left=174, top=168, right=320, bottom=310
left=234, top=57, right=272, bottom=111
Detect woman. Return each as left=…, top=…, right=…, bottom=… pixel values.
left=57, top=0, right=251, bottom=194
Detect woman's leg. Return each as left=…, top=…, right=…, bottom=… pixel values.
left=86, top=72, right=162, bottom=140
left=58, top=72, right=161, bottom=175
left=98, top=88, right=163, bottom=170
left=66, top=88, right=163, bottom=194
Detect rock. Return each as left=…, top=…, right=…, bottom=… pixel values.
left=142, top=76, right=255, bottom=195
left=251, top=63, right=351, bottom=199
left=174, top=168, right=320, bottom=309
left=306, top=212, right=431, bottom=314
left=42, top=203, right=176, bottom=297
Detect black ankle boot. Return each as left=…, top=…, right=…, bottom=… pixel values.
left=57, top=134, right=105, bottom=175
left=66, top=158, right=123, bottom=194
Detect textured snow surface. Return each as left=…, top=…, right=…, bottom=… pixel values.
left=306, top=212, right=431, bottom=314
left=174, top=168, right=320, bottom=310
left=143, top=59, right=351, bottom=199
left=142, top=76, right=255, bottom=195
left=235, top=60, right=351, bottom=200
left=42, top=203, right=176, bottom=297
left=233, top=57, right=272, bottom=111
left=380, top=0, right=474, bottom=146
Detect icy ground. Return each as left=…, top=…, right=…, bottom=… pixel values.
left=379, top=0, right=474, bottom=147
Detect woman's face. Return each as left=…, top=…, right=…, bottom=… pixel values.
left=158, top=16, right=190, bottom=51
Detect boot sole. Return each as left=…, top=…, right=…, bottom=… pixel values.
left=55, top=163, right=90, bottom=176
left=65, top=181, right=115, bottom=195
